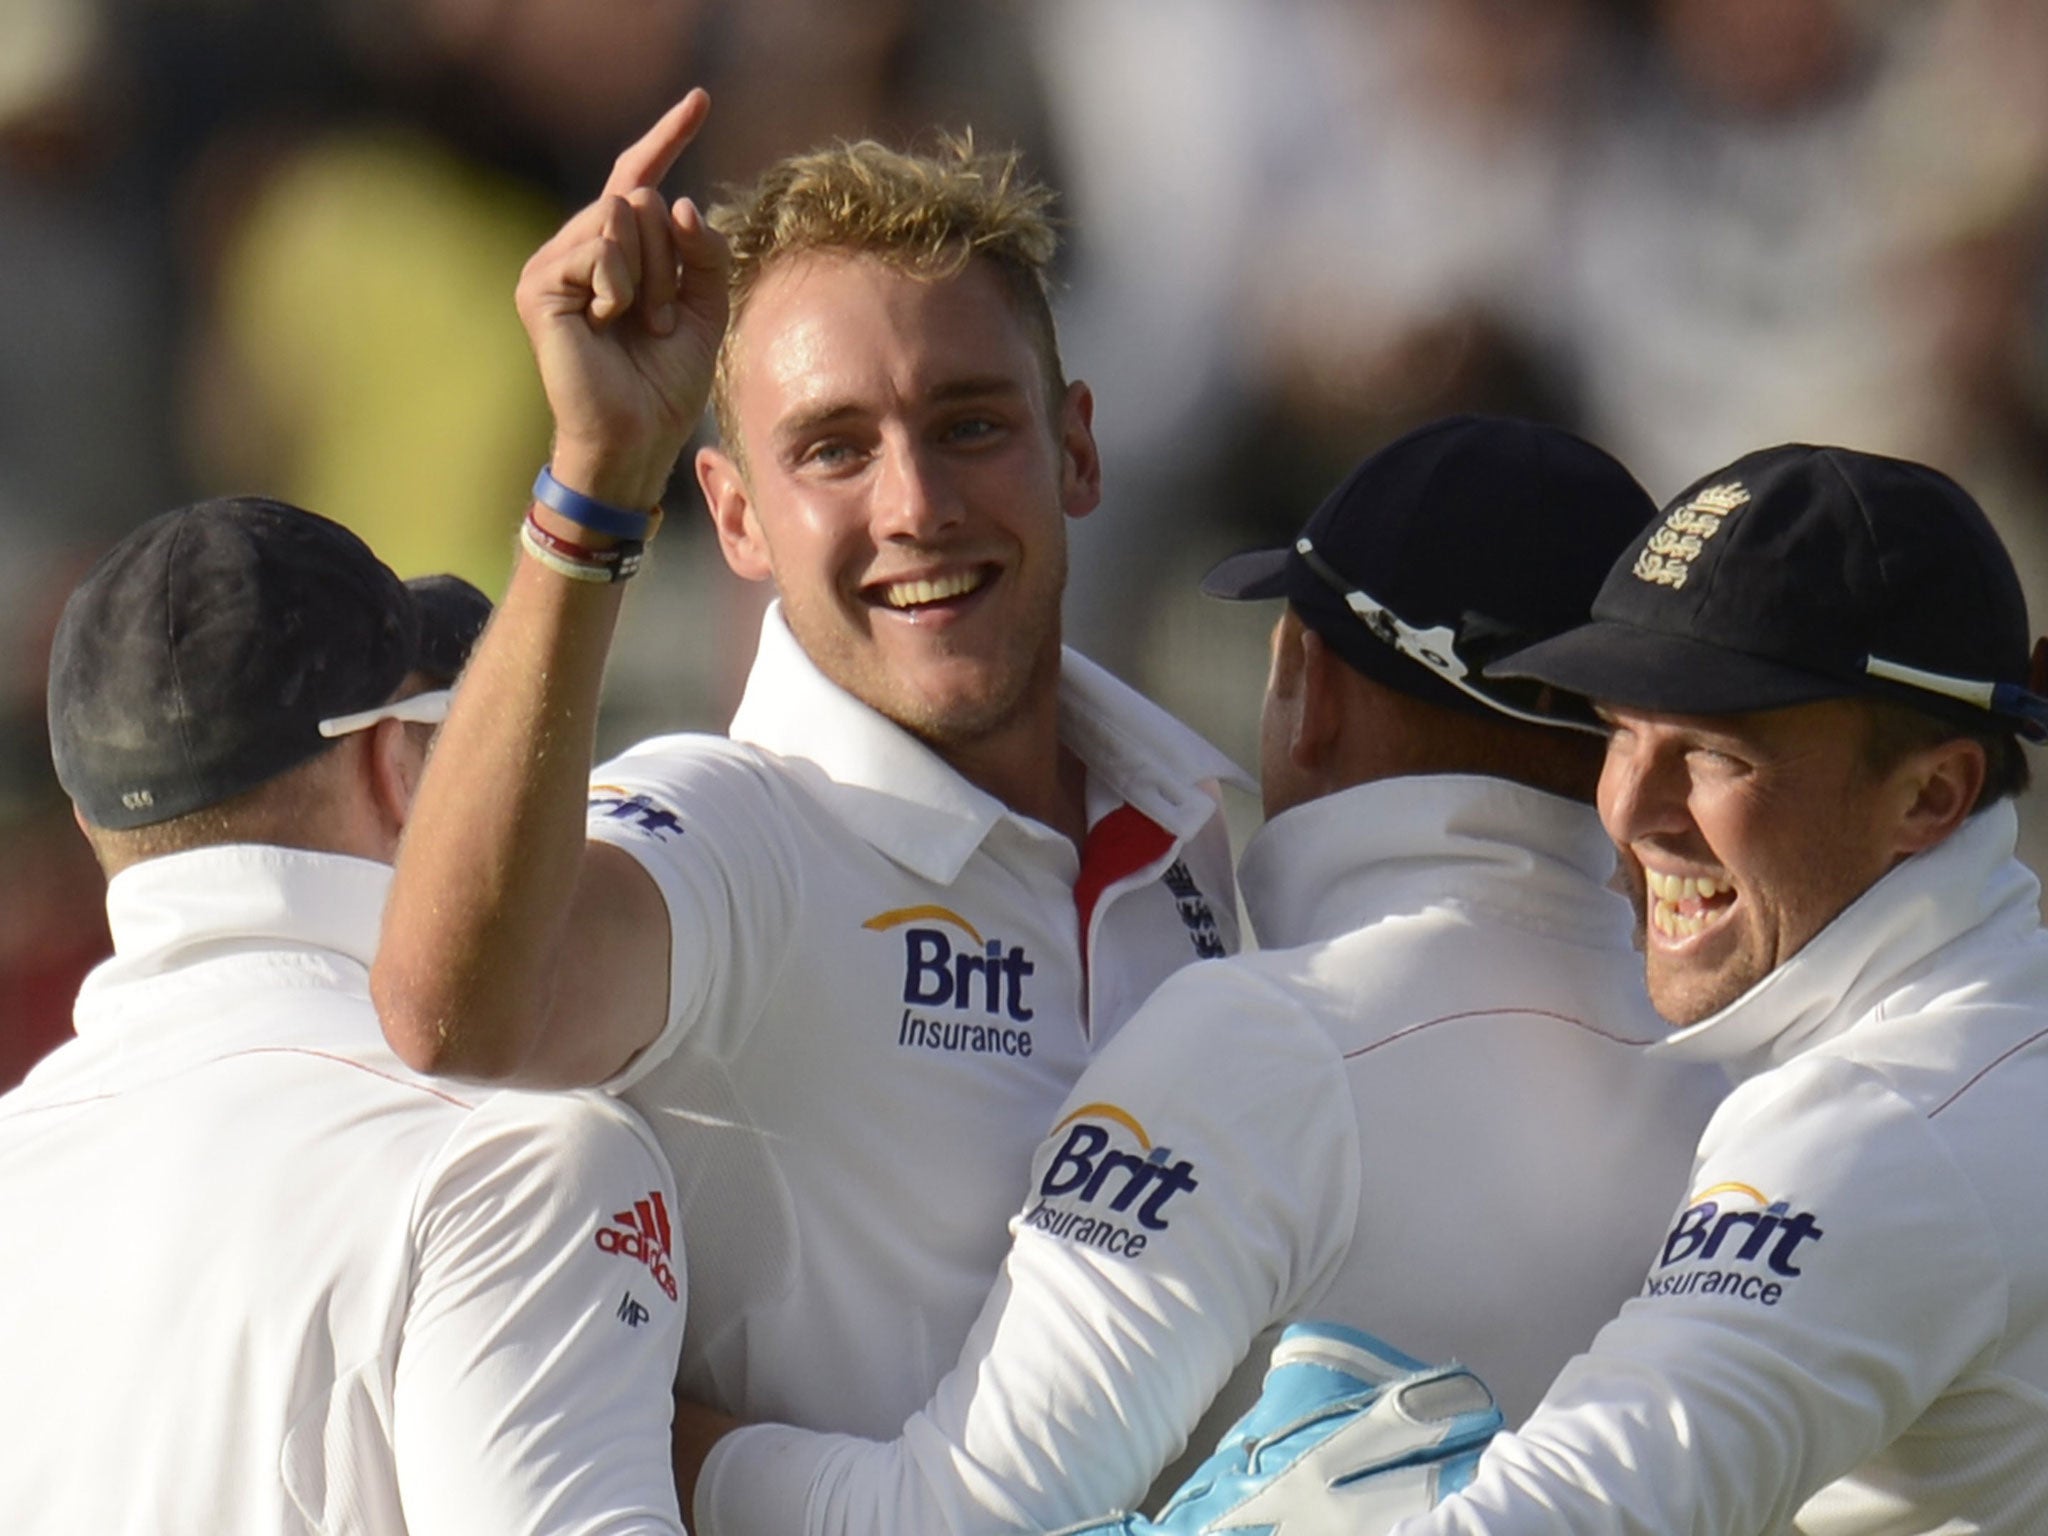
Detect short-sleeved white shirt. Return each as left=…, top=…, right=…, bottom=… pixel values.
left=585, top=607, right=1243, bottom=1435
left=692, top=775, right=1726, bottom=1536
left=0, top=847, right=686, bottom=1534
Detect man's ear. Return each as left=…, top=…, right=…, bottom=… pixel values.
left=368, top=719, right=425, bottom=843
left=1057, top=380, right=1102, bottom=522
left=697, top=444, right=772, bottom=581
left=1289, top=626, right=1346, bottom=775
left=1889, top=735, right=1987, bottom=860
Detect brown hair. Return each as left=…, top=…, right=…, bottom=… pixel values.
left=708, top=134, right=1065, bottom=461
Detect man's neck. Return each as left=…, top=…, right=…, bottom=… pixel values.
left=933, top=699, right=1089, bottom=849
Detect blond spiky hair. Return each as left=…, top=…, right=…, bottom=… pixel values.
left=707, top=133, right=1067, bottom=456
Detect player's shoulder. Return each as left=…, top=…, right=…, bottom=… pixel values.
left=586, top=730, right=817, bottom=846
left=1211, top=917, right=1463, bottom=1033
left=404, top=1088, right=682, bottom=1308
left=1733, top=998, right=2048, bottom=1206
left=406, top=1086, right=674, bottom=1242
left=1098, top=951, right=1340, bottom=1085
left=181, top=990, right=488, bottom=1125
left=1824, top=983, right=2048, bottom=1097
left=1058, top=957, right=1360, bottom=1205
left=454, top=1084, right=670, bottom=1177
left=1133, top=949, right=1321, bottom=1021
left=1328, top=901, right=1651, bottom=1022
left=593, top=730, right=787, bottom=797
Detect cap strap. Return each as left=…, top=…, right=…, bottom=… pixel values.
left=1293, top=538, right=1604, bottom=738
left=1865, top=655, right=2048, bottom=743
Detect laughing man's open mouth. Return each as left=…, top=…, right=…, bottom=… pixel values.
left=1645, top=868, right=1735, bottom=940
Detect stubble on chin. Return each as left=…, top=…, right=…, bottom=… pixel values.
left=887, top=634, right=1063, bottom=750
left=784, top=554, right=1068, bottom=751
left=1646, top=952, right=1754, bottom=1031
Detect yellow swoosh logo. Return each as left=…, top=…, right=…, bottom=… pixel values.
left=1053, top=1102, right=1152, bottom=1151
left=1691, top=1181, right=1770, bottom=1207
left=864, top=906, right=985, bottom=946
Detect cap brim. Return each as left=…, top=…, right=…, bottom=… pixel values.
left=1201, top=547, right=1293, bottom=601
left=1489, top=620, right=1853, bottom=716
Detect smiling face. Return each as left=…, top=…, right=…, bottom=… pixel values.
left=1597, top=699, right=1951, bottom=1025
left=699, top=251, right=1099, bottom=751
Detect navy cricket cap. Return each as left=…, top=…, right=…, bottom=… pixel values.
left=48, top=497, right=492, bottom=830
left=1202, top=415, right=1660, bottom=730
left=1491, top=444, right=2048, bottom=742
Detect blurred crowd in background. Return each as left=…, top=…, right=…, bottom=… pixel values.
left=6, top=0, right=2048, bottom=1085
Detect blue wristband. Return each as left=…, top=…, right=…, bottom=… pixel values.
left=531, top=464, right=655, bottom=541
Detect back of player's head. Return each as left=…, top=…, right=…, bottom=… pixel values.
left=48, top=497, right=489, bottom=835
left=1204, top=415, right=1660, bottom=735
left=707, top=134, right=1066, bottom=446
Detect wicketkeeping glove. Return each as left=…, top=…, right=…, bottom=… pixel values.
left=1049, top=1321, right=1502, bottom=1536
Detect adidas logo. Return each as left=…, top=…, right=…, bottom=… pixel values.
left=594, top=1191, right=678, bottom=1301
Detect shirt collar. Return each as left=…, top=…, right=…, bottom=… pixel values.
left=1240, top=774, right=1623, bottom=951
left=75, top=846, right=391, bottom=1031
left=1650, top=800, right=2042, bottom=1078
left=727, top=604, right=1246, bottom=883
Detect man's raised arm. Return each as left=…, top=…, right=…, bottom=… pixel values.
left=374, top=92, right=730, bottom=1087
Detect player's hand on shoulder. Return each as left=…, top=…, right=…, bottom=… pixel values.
left=516, top=89, right=731, bottom=512
left=1046, top=1323, right=1502, bottom=1536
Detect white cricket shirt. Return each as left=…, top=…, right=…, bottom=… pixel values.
left=0, top=846, right=686, bottom=1534
left=694, top=775, right=1725, bottom=1536
left=1399, top=800, right=2048, bottom=1535
left=585, top=606, right=1243, bottom=1437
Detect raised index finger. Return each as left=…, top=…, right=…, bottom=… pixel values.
left=601, top=88, right=710, bottom=200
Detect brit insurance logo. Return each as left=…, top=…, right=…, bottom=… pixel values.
left=589, top=785, right=684, bottom=841
left=866, top=905, right=1037, bottom=1059
left=1020, top=1102, right=1200, bottom=1260
left=1644, top=1181, right=1824, bottom=1309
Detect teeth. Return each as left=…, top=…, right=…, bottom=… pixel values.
left=882, top=570, right=983, bottom=609
left=1649, top=903, right=1709, bottom=939
left=1645, top=868, right=1732, bottom=941
left=1645, top=870, right=1727, bottom=902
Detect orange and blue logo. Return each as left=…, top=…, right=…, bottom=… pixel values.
left=865, top=905, right=1036, bottom=1022
left=1644, top=1182, right=1825, bottom=1309
left=1659, top=1181, right=1823, bottom=1275
left=1028, top=1102, right=1200, bottom=1246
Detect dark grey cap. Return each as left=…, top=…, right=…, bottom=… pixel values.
left=48, top=497, right=490, bottom=829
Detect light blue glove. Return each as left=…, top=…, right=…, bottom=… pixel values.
left=1049, top=1322, right=1502, bottom=1536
